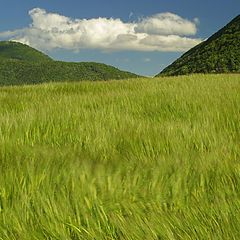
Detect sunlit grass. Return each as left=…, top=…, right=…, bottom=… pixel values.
left=0, top=74, right=240, bottom=239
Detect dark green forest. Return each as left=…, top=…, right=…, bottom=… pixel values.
left=0, top=41, right=138, bottom=86
left=157, top=15, right=240, bottom=76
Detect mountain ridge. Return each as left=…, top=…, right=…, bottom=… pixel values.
left=156, top=15, right=240, bottom=76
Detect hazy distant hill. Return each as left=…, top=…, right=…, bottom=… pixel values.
left=0, top=41, right=139, bottom=86
left=156, top=15, right=240, bottom=76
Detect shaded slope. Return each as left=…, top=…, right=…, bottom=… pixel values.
left=0, top=41, right=139, bottom=85
left=156, top=15, right=240, bottom=76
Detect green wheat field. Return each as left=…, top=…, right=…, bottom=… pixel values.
left=0, top=74, right=240, bottom=239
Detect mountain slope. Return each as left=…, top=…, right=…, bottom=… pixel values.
left=0, top=41, right=52, bottom=62
left=0, top=41, right=139, bottom=86
left=156, top=15, right=240, bottom=76
left=0, top=59, right=139, bottom=86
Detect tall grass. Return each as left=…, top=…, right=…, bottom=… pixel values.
left=0, top=74, right=239, bottom=239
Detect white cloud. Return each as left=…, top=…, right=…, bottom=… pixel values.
left=135, top=13, right=197, bottom=36
left=140, top=35, right=201, bottom=51
left=0, top=8, right=202, bottom=52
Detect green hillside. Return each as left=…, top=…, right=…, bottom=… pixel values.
left=0, top=59, right=139, bottom=86
left=0, top=41, right=52, bottom=62
left=157, top=15, right=240, bottom=76
left=0, top=74, right=239, bottom=239
left=0, top=41, right=139, bottom=86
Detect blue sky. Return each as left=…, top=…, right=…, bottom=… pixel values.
left=0, top=0, right=239, bottom=76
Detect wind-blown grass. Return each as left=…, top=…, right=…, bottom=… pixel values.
left=0, top=74, right=239, bottom=239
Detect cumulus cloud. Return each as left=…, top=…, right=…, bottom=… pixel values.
left=135, top=13, right=197, bottom=36
left=140, top=35, right=202, bottom=51
left=0, top=8, right=202, bottom=52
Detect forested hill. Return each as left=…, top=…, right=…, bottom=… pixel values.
left=0, top=41, right=52, bottom=62
left=0, top=41, right=139, bottom=86
left=156, top=15, right=240, bottom=76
